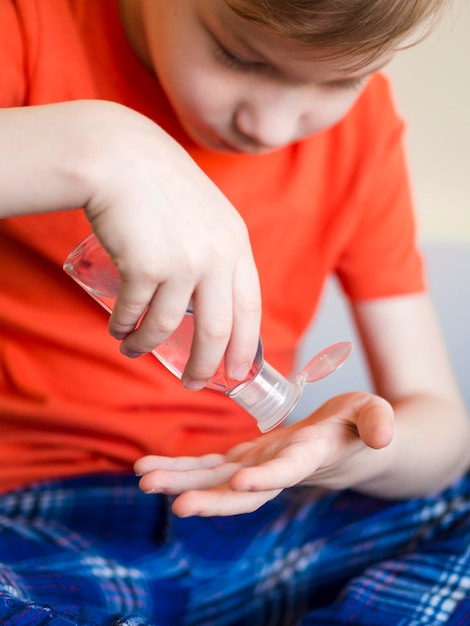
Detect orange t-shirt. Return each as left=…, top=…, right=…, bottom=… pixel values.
left=0, top=0, right=425, bottom=491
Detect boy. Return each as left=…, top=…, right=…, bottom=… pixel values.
left=0, top=0, right=469, bottom=624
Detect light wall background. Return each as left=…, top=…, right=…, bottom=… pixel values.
left=386, top=0, right=470, bottom=242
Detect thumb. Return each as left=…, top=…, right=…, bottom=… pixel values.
left=357, top=396, right=394, bottom=449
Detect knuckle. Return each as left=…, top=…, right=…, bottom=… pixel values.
left=198, top=319, right=232, bottom=344
left=111, top=303, right=146, bottom=331
left=118, top=256, right=166, bottom=287
left=151, top=311, right=183, bottom=338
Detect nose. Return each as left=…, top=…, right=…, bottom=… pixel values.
left=234, top=88, right=313, bottom=150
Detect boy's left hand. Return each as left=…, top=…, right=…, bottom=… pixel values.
left=134, top=392, right=394, bottom=517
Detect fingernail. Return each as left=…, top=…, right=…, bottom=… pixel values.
left=121, top=349, right=144, bottom=359
left=231, top=363, right=251, bottom=381
left=183, top=379, right=207, bottom=391
left=111, top=331, right=128, bottom=340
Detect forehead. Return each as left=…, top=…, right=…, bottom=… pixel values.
left=201, top=0, right=393, bottom=81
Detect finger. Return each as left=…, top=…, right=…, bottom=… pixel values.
left=225, top=441, right=258, bottom=461
left=172, top=484, right=282, bottom=517
left=119, top=279, right=193, bottom=357
left=229, top=442, right=326, bottom=492
left=356, top=397, right=394, bottom=449
left=224, top=255, right=262, bottom=381
left=134, top=453, right=226, bottom=475
left=138, top=462, right=241, bottom=495
left=109, top=276, right=154, bottom=342
left=181, top=277, right=234, bottom=387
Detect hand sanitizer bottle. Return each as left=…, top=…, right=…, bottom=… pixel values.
left=63, top=234, right=353, bottom=433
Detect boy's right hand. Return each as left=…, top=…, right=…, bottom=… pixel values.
left=0, top=101, right=261, bottom=387
left=82, top=102, right=262, bottom=388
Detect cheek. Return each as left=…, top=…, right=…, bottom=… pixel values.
left=317, top=91, right=363, bottom=130
left=336, top=89, right=365, bottom=123
left=145, top=38, right=215, bottom=122
left=167, top=68, right=235, bottom=126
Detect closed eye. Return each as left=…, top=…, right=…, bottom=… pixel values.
left=324, top=76, right=369, bottom=91
left=216, top=42, right=369, bottom=89
left=215, top=44, right=270, bottom=74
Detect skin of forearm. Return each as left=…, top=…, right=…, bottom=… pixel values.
left=0, top=101, right=131, bottom=218
left=354, top=393, right=470, bottom=499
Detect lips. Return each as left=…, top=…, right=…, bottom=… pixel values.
left=216, top=134, right=272, bottom=154
left=197, top=124, right=268, bottom=154
left=217, top=136, right=243, bottom=152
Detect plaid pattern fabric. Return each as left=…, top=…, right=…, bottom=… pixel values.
left=1, top=473, right=470, bottom=625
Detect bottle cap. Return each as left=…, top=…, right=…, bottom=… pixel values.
left=229, top=341, right=354, bottom=432
left=229, top=361, right=302, bottom=432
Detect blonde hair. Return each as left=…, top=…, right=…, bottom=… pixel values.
left=226, top=0, right=450, bottom=67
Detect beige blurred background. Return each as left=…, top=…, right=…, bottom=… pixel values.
left=386, top=0, right=470, bottom=242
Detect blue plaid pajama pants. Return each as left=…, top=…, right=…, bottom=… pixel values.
left=1, top=472, right=470, bottom=625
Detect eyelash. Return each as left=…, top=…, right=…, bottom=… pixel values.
left=215, top=44, right=368, bottom=90
left=215, top=45, right=265, bottom=74
left=326, top=77, right=366, bottom=91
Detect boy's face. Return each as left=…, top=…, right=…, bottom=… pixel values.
left=127, top=0, right=392, bottom=154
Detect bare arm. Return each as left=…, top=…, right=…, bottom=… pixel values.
left=0, top=101, right=261, bottom=386
left=350, top=293, right=470, bottom=496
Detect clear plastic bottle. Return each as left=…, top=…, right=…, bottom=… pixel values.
left=63, top=233, right=353, bottom=433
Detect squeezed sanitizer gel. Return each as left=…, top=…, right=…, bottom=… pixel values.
left=64, top=233, right=353, bottom=433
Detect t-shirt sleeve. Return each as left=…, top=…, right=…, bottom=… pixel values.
left=0, top=0, right=27, bottom=107
left=335, top=74, right=426, bottom=300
